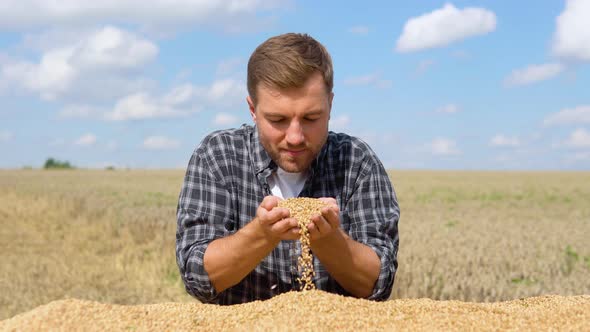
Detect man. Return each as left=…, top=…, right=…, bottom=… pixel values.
left=176, top=33, right=399, bottom=304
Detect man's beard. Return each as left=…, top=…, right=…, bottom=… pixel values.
left=260, top=139, right=324, bottom=173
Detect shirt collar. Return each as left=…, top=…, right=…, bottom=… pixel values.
left=250, top=125, right=276, bottom=175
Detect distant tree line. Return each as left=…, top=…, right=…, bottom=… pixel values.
left=44, top=158, right=74, bottom=169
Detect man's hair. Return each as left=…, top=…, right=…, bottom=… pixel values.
left=247, top=33, right=333, bottom=104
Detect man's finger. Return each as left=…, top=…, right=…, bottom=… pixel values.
left=321, top=207, right=339, bottom=228
left=269, top=207, right=289, bottom=221
left=260, top=195, right=281, bottom=210
left=280, top=227, right=301, bottom=241
left=312, top=214, right=332, bottom=235
left=318, top=197, right=338, bottom=207
left=307, top=222, right=320, bottom=241
left=272, top=218, right=298, bottom=234
left=258, top=207, right=286, bottom=226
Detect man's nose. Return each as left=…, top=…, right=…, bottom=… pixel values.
left=285, top=120, right=305, bottom=146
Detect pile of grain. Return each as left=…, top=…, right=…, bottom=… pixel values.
left=1, top=291, right=589, bottom=331
left=277, top=197, right=328, bottom=290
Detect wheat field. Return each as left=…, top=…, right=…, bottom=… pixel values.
left=1, top=169, right=589, bottom=321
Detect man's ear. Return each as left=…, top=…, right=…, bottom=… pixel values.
left=247, top=96, right=256, bottom=121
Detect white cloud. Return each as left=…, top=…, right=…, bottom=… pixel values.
left=564, top=128, right=590, bottom=148
left=105, top=92, right=195, bottom=121
left=565, top=151, right=590, bottom=163
left=0, top=131, right=14, bottom=142
left=429, top=137, right=460, bottom=156
left=349, top=25, right=369, bottom=35
left=329, top=115, right=351, bottom=131
left=162, top=84, right=195, bottom=106
left=0, top=0, right=287, bottom=33
left=71, top=26, right=157, bottom=70
left=504, top=63, right=564, bottom=87
left=490, top=134, right=521, bottom=148
left=59, top=105, right=105, bottom=118
left=436, top=104, right=459, bottom=114
left=206, top=78, right=246, bottom=102
left=396, top=3, right=496, bottom=53
left=342, top=73, right=392, bottom=89
left=142, top=136, right=180, bottom=150
left=163, top=79, right=246, bottom=105
left=213, top=112, right=239, bottom=126
left=20, top=28, right=94, bottom=52
left=74, top=77, right=245, bottom=121
left=2, top=49, right=76, bottom=100
left=74, top=133, right=97, bottom=146
left=543, top=105, right=590, bottom=126
left=552, top=0, right=590, bottom=62
left=0, top=26, right=158, bottom=101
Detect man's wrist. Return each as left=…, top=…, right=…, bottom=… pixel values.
left=310, top=228, right=348, bottom=253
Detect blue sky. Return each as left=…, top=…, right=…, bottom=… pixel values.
left=1, top=0, right=589, bottom=170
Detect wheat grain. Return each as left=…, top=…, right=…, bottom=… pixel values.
left=277, top=197, right=328, bottom=291
left=1, top=291, right=589, bottom=331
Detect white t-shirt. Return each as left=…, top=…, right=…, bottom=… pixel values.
left=267, top=167, right=309, bottom=199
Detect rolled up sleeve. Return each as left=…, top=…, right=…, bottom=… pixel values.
left=176, top=145, right=232, bottom=303
left=346, top=160, right=400, bottom=301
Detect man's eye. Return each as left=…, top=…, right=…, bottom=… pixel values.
left=269, top=118, right=284, bottom=123
left=305, top=117, right=319, bottom=122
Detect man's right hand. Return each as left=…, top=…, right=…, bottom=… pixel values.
left=204, top=195, right=299, bottom=293
left=255, top=196, right=300, bottom=241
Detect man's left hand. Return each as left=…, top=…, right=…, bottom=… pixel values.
left=308, top=197, right=340, bottom=242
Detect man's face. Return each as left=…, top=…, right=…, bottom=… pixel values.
left=248, top=72, right=333, bottom=173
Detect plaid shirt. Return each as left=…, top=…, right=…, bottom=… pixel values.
left=176, top=124, right=399, bottom=304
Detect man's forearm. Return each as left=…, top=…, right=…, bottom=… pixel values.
left=311, top=230, right=381, bottom=298
left=203, top=219, right=279, bottom=293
